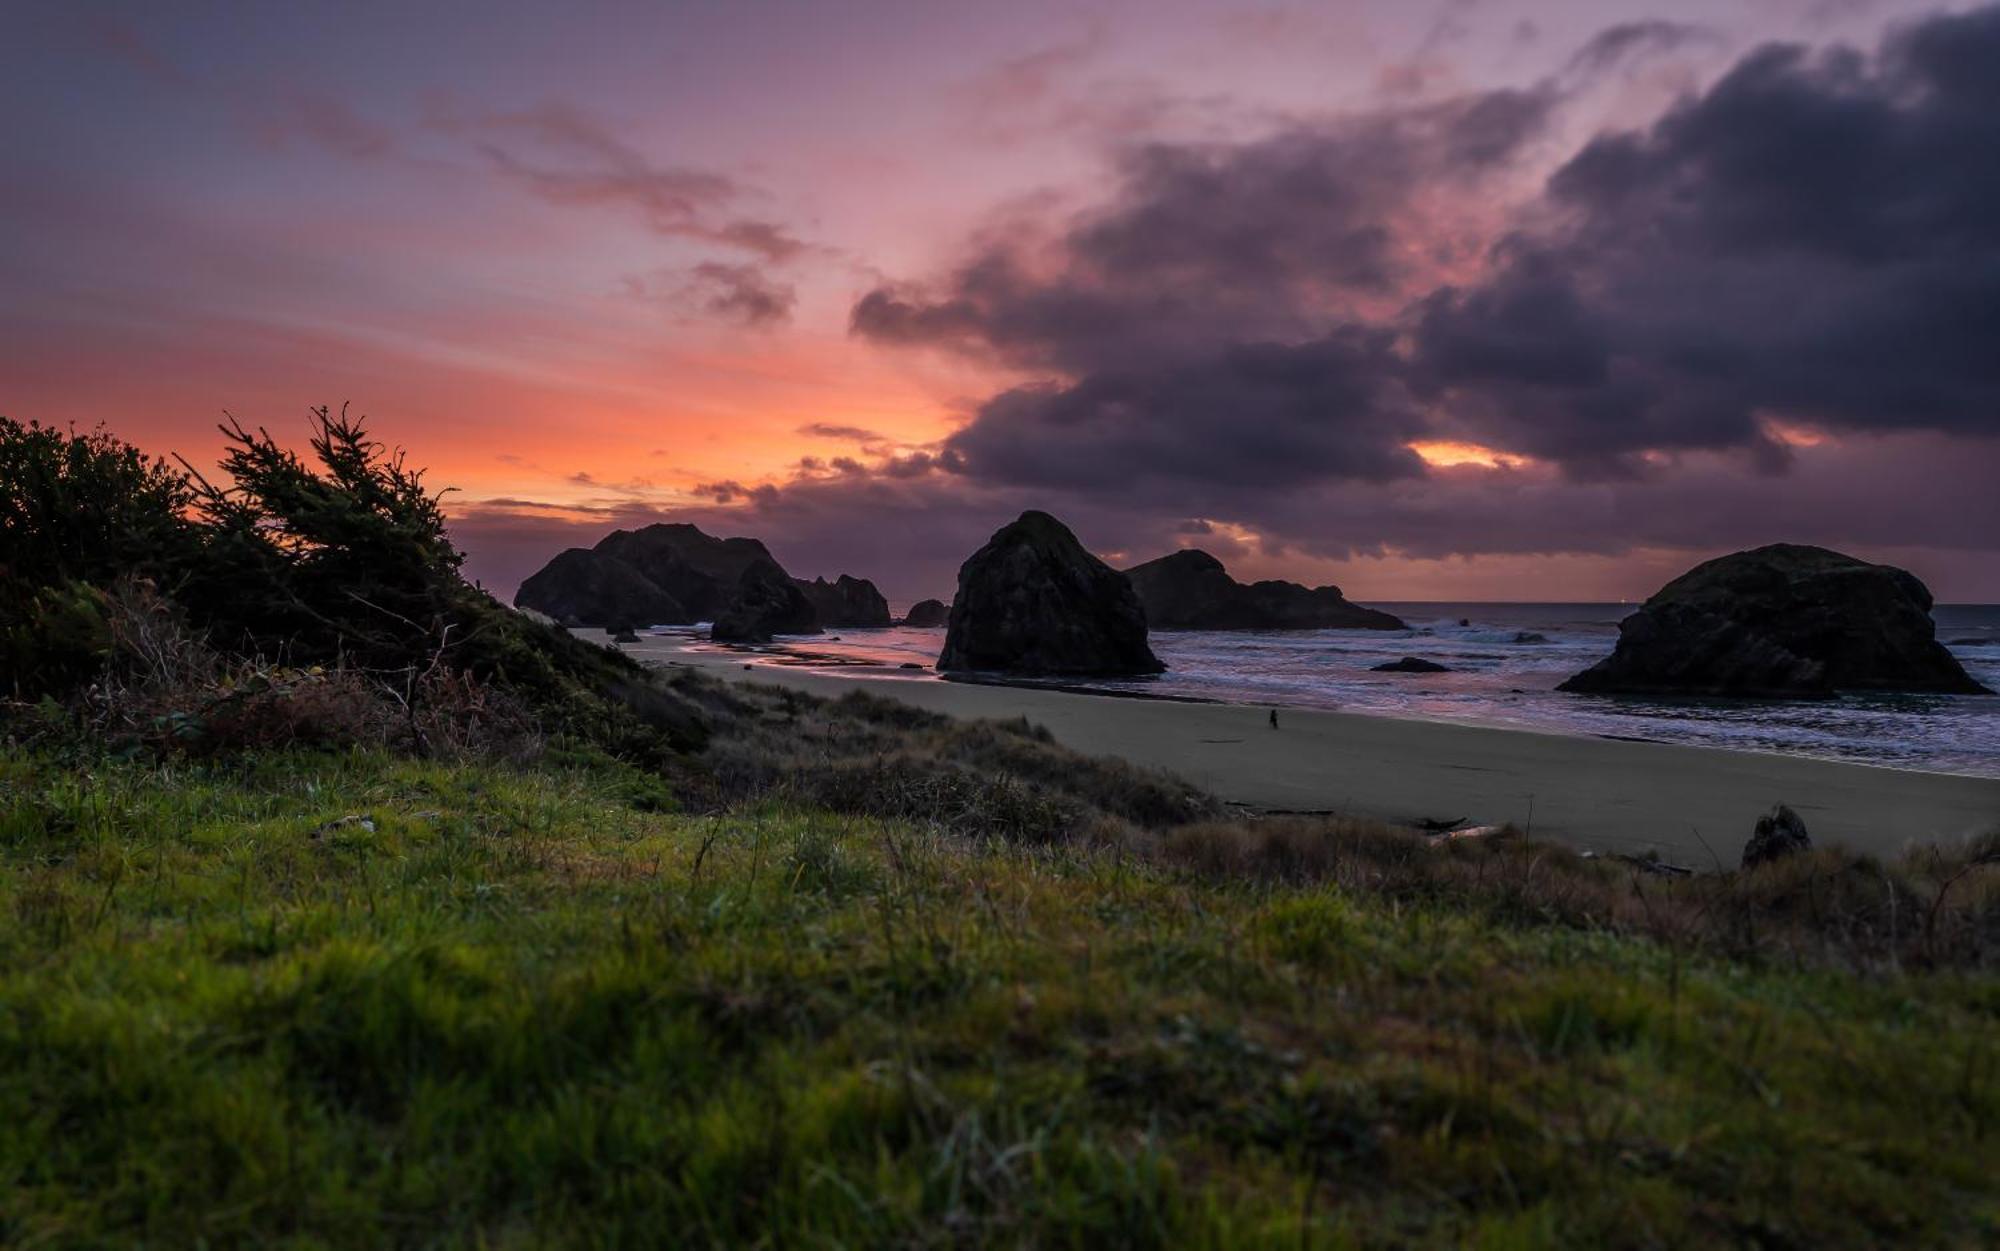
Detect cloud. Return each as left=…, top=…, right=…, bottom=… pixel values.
left=448, top=100, right=807, bottom=260
left=797, top=422, right=885, bottom=444
left=453, top=422, right=2000, bottom=604
left=950, top=28, right=1244, bottom=149
left=840, top=1, right=2000, bottom=548
left=855, top=84, right=1556, bottom=364
left=260, top=94, right=399, bottom=158
left=856, top=83, right=1555, bottom=366
left=850, top=78, right=1565, bottom=499
left=944, top=330, right=1425, bottom=493
left=627, top=262, right=795, bottom=327
left=1416, top=4, right=2000, bottom=473
left=1562, top=20, right=1719, bottom=79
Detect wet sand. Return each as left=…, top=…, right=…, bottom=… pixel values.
left=612, top=633, right=2000, bottom=863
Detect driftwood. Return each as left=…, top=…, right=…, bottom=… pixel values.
left=1582, top=850, right=1697, bottom=876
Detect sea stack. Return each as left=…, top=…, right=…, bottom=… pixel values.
left=901, top=598, right=949, bottom=628
left=1560, top=544, right=1990, bottom=698
left=516, top=522, right=793, bottom=625
left=794, top=574, right=891, bottom=627
left=513, top=548, right=687, bottom=629
left=711, top=559, right=821, bottom=644
left=937, top=511, right=1164, bottom=676
left=1124, top=548, right=1405, bottom=630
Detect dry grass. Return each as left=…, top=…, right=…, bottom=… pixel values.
left=652, top=667, right=2000, bottom=970
left=20, top=615, right=1999, bottom=971
left=4, top=745, right=1996, bottom=1247
left=1161, top=814, right=2000, bottom=969
left=664, top=672, right=1221, bottom=842
left=15, top=577, right=540, bottom=761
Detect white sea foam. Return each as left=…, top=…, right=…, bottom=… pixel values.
left=657, top=603, right=2000, bottom=778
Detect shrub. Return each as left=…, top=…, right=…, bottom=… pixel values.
left=0, top=418, right=201, bottom=698
left=42, top=579, right=541, bottom=760
left=180, top=406, right=464, bottom=666
left=0, top=408, right=708, bottom=762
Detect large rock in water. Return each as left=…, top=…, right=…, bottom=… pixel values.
left=1560, top=544, right=1990, bottom=698
left=901, top=598, right=949, bottom=628
left=711, top=559, right=821, bottom=643
left=516, top=522, right=849, bottom=627
left=513, top=548, right=686, bottom=629
left=794, top=574, right=891, bottom=627
left=938, top=511, right=1164, bottom=675
left=592, top=524, right=784, bottom=622
left=1124, top=549, right=1406, bottom=630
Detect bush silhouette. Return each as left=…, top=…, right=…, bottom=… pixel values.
left=1, top=406, right=706, bottom=755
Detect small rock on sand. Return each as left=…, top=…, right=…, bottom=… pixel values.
left=1742, top=804, right=1812, bottom=868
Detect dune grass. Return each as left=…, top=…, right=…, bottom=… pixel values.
left=2, top=744, right=1996, bottom=1248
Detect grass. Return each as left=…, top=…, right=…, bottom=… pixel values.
left=3, top=738, right=1998, bottom=1247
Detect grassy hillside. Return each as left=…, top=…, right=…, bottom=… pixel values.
left=3, top=724, right=1996, bottom=1247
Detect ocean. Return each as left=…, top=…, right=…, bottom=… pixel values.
left=651, top=603, right=2000, bottom=779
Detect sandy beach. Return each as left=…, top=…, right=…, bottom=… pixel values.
left=614, top=633, right=2000, bottom=863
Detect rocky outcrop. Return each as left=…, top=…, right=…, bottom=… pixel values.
left=795, top=574, right=890, bottom=627
left=1123, top=549, right=1405, bottom=630
left=1373, top=656, right=1451, bottom=673
left=515, top=523, right=778, bottom=625
left=711, top=559, right=821, bottom=644
left=513, top=548, right=686, bottom=629
left=1743, top=805, right=1812, bottom=868
left=591, top=524, right=784, bottom=622
left=516, top=523, right=903, bottom=637
left=901, top=598, right=949, bottom=628
left=1560, top=544, right=1990, bottom=698
left=938, top=511, right=1164, bottom=676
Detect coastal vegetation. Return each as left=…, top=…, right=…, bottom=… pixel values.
left=5, top=717, right=1999, bottom=1246
left=4, top=414, right=1999, bottom=1245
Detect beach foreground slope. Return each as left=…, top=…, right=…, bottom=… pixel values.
left=7, top=736, right=1998, bottom=1245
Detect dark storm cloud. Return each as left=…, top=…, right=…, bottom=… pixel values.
left=1417, top=5, right=2000, bottom=473
left=856, top=84, right=1555, bottom=372
left=853, top=83, right=1558, bottom=490
left=944, top=329, right=1426, bottom=491
left=856, top=4, right=2000, bottom=500
left=434, top=5, right=2000, bottom=602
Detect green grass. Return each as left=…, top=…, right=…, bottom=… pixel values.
left=2, top=746, right=1996, bottom=1248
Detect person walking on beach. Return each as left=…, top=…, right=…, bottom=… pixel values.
left=1269, top=708, right=1279, bottom=730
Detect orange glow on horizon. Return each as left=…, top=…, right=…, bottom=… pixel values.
left=1407, top=439, right=1527, bottom=469
left=1763, top=419, right=1829, bottom=448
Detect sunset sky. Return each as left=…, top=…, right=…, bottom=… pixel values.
left=5, top=1, right=1998, bottom=603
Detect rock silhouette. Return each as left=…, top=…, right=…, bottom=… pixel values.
left=1742, top=805, right=1812, bottom=868
left=1373, top=657, right=1451, bottom=673
left=711, top=559, right=821, bottom=644
left=1561, top=544, right=1989, bottom=698
left=513, top=548, right=685, bottom=629
left=1124, top=549, right=1405, bottom=630
left=795, top=574, right=890, bottom=627
left=938, top=511, right=1164, bottom=676
left=517, top=523, right=784, bottom=625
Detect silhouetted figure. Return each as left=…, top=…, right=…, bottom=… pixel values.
left=1269, top=708, right=1279, bottom=730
